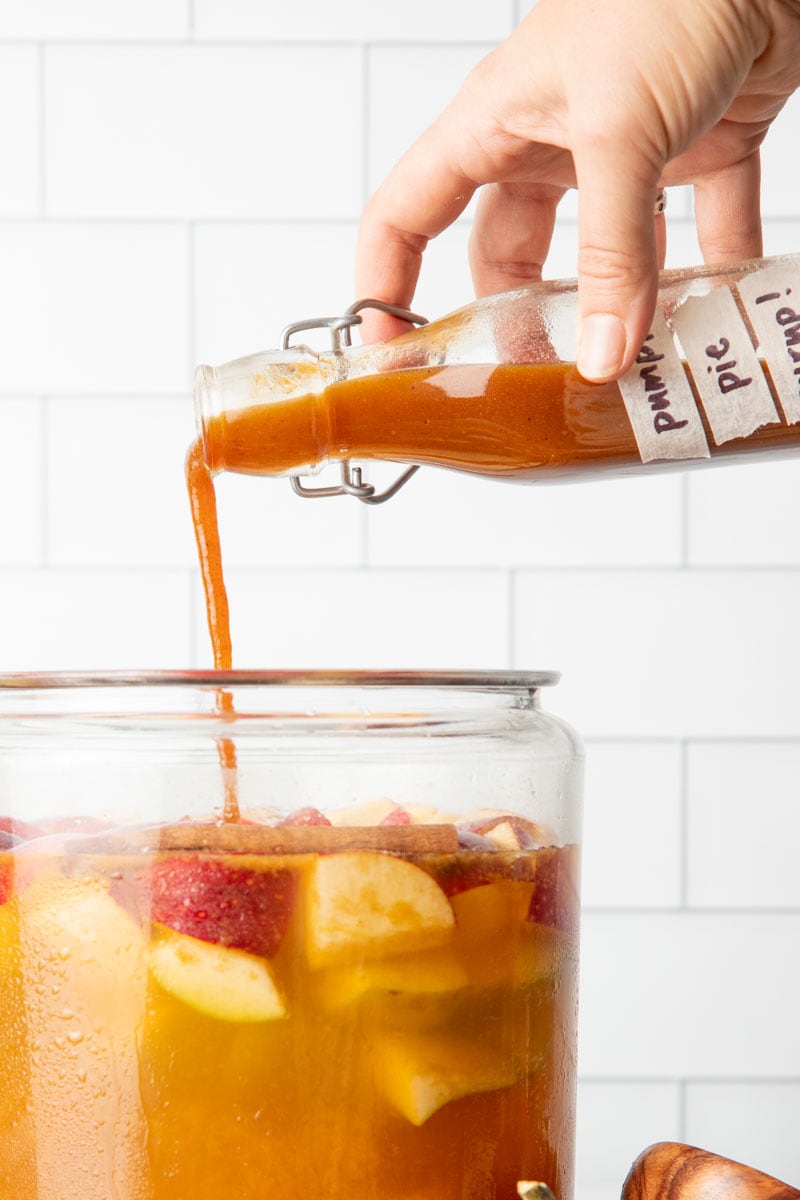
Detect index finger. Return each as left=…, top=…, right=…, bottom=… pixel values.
left=355, top=116, right=478, bottom=342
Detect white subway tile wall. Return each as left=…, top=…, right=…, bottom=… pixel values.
left=1, top=4, right=800, bottom=1191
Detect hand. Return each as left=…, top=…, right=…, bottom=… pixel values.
left=355, top=0, right=800, bottom=381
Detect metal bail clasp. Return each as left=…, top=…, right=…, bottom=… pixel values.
left=281, top=298, right=428, bottom=506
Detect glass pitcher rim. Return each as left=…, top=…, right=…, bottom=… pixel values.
left=0, top=668, right=560, bottom=693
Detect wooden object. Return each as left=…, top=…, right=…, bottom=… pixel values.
left=623, top=1143, right=800, bottom=1200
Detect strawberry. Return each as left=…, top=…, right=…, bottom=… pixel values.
left=0, top=816, right=38, bottom=843
left=527, top=846, right=580, bottom=934
left=379, top=806, right=412, bottom=826
left=278, top=807, right=332, bottom=827
left=118, top=857, right=297, bottom=958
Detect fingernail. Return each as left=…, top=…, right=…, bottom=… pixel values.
left=577, top=313, right=627, bottom=382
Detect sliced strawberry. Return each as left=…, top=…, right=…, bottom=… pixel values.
left=117, top=857, right=297, bottom=958
left=278, top=807, right=332, bottom=827
left=379, top=806, right=412, bottom=826
left=0, top=816, right=39, bottom=843
left=527, top=846, right=580, bottom=934
left=33, top=815, right=109, bottom=838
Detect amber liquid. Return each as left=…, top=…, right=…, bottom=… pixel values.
left=202, top=362, right=800, bottom=482
left=0, top=837, right=579, bottom=1200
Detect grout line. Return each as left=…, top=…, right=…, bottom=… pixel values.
left=187, top=220, right=197, bottom=379
left=678, top=1077, right=688, bottom=1142
left=150, top=561, right=800, bottom=575
left=40, top=397, right=50, bottom=566
left=38, top=42, right=46, bottom=216
left=507, top=568, right=516, bottom=667
left=186, top=0, right=195, bottom=38
left=358, top=505, right=369, bottom=568
left=582, top=729, right=800, bottom=739
left=578, top=1074, right=800, bottom=1083
left=0, top=564, right=197, bottom=576
left=680, top=472, right=691, bottom=566
left=3, top=559, right=800, bottom=579
left=0, top=36, right=508, bottom=50
left=360, top=42, right=370, bottom=207
left=0, top=216, right=365, bottom=228
left=186, top=568, right=199, bottom=666
left=0, top=214, right=733, bottom=230
left=582, top=905, right=800, bottom=915
left=679, top=738, right=689, bottom=908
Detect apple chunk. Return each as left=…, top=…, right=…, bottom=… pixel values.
left=304, top=851, right=455, bottom=967
left=149, top=925, right=287, bottom=1023
left=318, top=944, right=469, bottom=1010
left=374, top=1031, right=522, bottom=1125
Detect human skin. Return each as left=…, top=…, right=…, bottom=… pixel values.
left=355, top=0, right=800, bottom=381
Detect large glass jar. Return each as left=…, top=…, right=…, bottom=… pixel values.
left=0, top=670, right=583, bottom=1200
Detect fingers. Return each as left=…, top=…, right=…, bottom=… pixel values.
left=354, top=116, right=479, bottom=343
left=573, top=134, right=663, bottom=381
left=468, top=181, right=566, bottom=296
left=693, top=150, right=762, bottom=265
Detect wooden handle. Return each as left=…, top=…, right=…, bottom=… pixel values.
left=623, top=1143, right=800, bottom=1200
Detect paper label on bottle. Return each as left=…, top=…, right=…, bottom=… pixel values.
left=670, top=286, right=780, bottom=445
left=735, top=261, right=800, bottom=424
left=617, top=309, right=710, bottom=463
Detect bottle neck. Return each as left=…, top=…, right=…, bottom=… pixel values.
left=194, top=352, right=334, bottom=477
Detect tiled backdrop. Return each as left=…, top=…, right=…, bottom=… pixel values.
left=2, top=0, right=800, bottom=1193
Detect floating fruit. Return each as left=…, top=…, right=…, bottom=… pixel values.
left=373, top=1030, right=522, bottom=1125
left=304, top=851, right=455, bottom=967
left=117, top=855, right=297, bottom=958
left=149, top=925, right=287, bottom=1023
left=318, top=943, right=469, bottom=1009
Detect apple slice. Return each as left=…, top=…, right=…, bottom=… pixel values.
left=467, top=814, right=549, bottom=851
left=117, top=856, right=297, bottom=958
left=328, top=798, right=400, bottom=827
left=449, top=880, right=561, bottom=989
left=304, top=851, right=455, bottom=967
left=149, top=924, right=287, bottom=1022
left=318, top=943, right=469, bottom=1009
left=451, top=880, right=536, bottom=941
left=373, top=1031, right=522, bottom=1125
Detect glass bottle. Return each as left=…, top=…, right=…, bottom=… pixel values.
left=194, top=253, right=800, bottom=501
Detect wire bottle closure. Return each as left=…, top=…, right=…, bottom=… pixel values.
left=281, top=298, right=428, bottom=505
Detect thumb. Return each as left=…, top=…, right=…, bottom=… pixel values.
left=574, top=146, right=662, bottom=382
